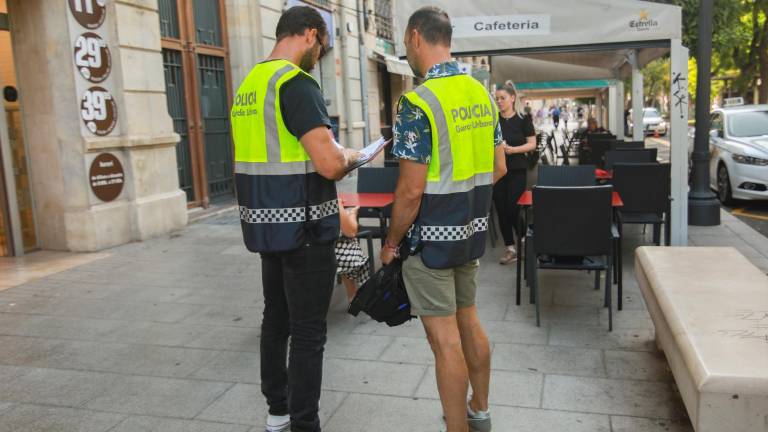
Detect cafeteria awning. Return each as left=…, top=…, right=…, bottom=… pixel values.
left=393, top=0, right=690, bottom=245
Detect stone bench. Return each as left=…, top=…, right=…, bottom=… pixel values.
left=635, top=247, right=768, bottom=432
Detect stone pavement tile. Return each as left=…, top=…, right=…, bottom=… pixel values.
left=323, top=393, right=444, bottom=432
left=604, top=350, right=673, bottom=382
left=352, top=317, right=428, bottom=339
left=610, top=416, right=694, bottom=432
left=109, top=286, right=198, bottom=304
left=0, top=367, right=123, bottom=407
left=0, top=404, right=126, bottom=432
left=196, top=383, right=346, bottom=427
left=543, top=375, right=688, bottom=419
left=188, top=350, right=260, bottom=384
left=0, top=336, right=66, bottom=366
left=416, top=367, right=543, bottom=408
left=0, top=313, right=125, bottom=341
left=474, top=298, right=509, bottom=321
left=491, top=405, right=611, bottom=432
left=174, top=288, right=263, bottom=307
left=0, top=365, right=32, bottom=383
left=183, top=326, right=261, bottom=352
left=111, top=416, right=250, bottom=432
left=378, top=336, right=435, bottom=365
left=549, top=325, right=656, bottom=352
left=504, top=304, right=600, bottom=326
left=552, top=283, right=614, bottom=308
left=104, top=321, right=208, bottom=347
left=600, top=308, right=653, bottom=329
left=181, top=304, right=263, bottom=328
left=492, top=343, right=605, bottom=377
left=83, top=374, right=233, bottom=419
left=325, top=333, right=393, bottom=361
left=108, top=301, right=207, bottom=323
left=321, top=358, right=426, bottom=396
left=482, top=320, right=549, bottom=345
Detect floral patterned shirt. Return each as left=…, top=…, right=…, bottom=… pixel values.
left=391, top=61, right=503, bottom=165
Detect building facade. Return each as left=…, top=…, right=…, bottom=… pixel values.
left=0, top=0, right=410, bottom=256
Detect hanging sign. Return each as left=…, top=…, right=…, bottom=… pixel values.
left=73, top=32, right=112, bottom=83
left=68, top=0, right=107, bottom=30
left=89, top=153, right=124, bottom=202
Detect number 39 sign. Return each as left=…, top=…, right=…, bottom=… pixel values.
left=73, top=32, right=111, bottom=83
left=80, top=86, right=117, bottom=136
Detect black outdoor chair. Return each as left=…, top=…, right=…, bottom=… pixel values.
left=604, top=149, right=658, bottom=170
left=525, top=185, right=618, bottom=330
left=609, top=140, right=645, bottom=150
left=584, top=137, right=615, bottom=167
left=611, top=163, right=671, bottom=308
left=537, top=165, right=596, bottom=186
left=356, top=167, right=398, bottom=246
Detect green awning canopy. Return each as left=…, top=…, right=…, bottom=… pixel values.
left=515, top=79, right=612, bottom=90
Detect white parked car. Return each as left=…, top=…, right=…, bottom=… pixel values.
left=705, top=105, right=768, bottom=204
left=630, top=107, right=668, bottom=136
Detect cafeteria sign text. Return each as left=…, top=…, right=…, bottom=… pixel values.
left=452, top=15, right=551, bottom=38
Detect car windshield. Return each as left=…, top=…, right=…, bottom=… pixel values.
left=728, top=111, right=768, bottom=137
left=643, top=109, right=660, bottom=118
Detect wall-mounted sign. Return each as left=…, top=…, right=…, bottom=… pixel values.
left=68, top=0, right=107, bottom=30
left=89, top=153, right=124, bottom=202
left=73, top=32, right=111, bottom=83
left=80, top=86, right=117, bottom=136
left=451, top=15, right=551, bottom=38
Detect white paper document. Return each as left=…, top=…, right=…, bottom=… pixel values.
left=344, top=137, right=391, bottom=172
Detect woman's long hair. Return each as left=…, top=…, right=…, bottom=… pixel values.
left=497, top=80, right=523, bottom=117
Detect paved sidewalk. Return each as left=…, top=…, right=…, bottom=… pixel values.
left=0, top=207, right=765, bottom=431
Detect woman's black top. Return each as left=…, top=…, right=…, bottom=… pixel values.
left=499, top=113, right=536, bottom=171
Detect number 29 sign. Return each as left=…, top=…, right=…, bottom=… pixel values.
left=80, top=86, right=117, bottom=136
left=73, top=32, right=111, bottom=83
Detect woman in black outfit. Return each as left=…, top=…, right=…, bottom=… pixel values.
left=493, top=81, right=537, bottom=264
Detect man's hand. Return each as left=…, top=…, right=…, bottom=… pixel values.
left=379, top=242, right=399, bottom=266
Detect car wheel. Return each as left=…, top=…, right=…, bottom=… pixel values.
left=716, top=164, right=733, bottom=205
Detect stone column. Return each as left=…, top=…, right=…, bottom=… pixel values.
left=8, top=0, right=186, bottom=252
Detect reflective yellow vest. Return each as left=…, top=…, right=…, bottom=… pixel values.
left=402, top=74, right=498, bottom=269
left=231, top=59, right=339, bottom=253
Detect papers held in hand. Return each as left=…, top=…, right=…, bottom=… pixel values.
left=343, top=137, right=391, bottom=173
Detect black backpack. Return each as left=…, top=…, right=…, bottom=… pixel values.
left=347, top=258, right=413, bottom=327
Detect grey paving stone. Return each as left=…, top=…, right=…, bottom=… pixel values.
left=0, top=404, right=125, bottom=432
left=0, top=367, right=123, bottom=407
left=504, top=304, right=600, bottom=326
left=108, top=301, right=206, bottom=324
left=181, top=304, right=263, bottom=328
left=323, top=393, right=444, bottom=432
left=482, top=320, right=549, bottom=345
left=492, top=343, right=605, bottom=377
left=0, top=314, right=125, bottom=341
left=610, top=416, right=694, bottom=432
left=196, top=383, right=346, bottom=427
left=104, top=321, right=208, bottom=347
left=377, top=336, right=434, bottom=365
left=0, top=365, right=32, bottom=384
left=325, top=333, right=393, bottom=361
left=111, top=416, right=250, bottom=432
left=600, top=308, right=654, bottom=329
left=549, top=325, right=656, bottom=351
left=183, top=326, right=261, bottom=352
left=321, top=358, right=426, bottom=396
left=188, top=350, right=260, bottom=384
left=352, top=317, right=427, bottom=339
left=604, top=350, right=673, bottom=382
left=490, top=405, right=611, bottom=432
left=174, top=288, right=262, bottom=307
left=543, top=375, right=688, bottom=419
left=83, top=374, right=233, bottom=419
left=415, top=367, right=543, bottom=408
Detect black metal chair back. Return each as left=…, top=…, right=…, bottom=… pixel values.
left=604, top=149, right=658, bottom=169
left=610, top=140, right=645, bottom=150
left=612, top=163, right=670, bottom=214
left=537, top=165, right=596, bottom=186
left=532, top=185, right=613, bottom=256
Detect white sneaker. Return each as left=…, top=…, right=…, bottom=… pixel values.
left=266, top=414, right=290, bottom=432
left=467, top=402, right=491, bottom=432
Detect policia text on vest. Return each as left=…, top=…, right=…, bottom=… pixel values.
left=451, top=103, right=495, bottom=134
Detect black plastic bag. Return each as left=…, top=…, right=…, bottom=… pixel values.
left=347, top=258, right=413, bottom=327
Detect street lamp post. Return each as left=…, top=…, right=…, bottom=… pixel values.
left=688, top=0, right=721, bottom=226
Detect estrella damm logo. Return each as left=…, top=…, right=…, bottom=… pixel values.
left=629, top=9, right=659, bottom=31
left=451, top=103, right=494, bottom=134
left=231, top=90, right=259, bottom=118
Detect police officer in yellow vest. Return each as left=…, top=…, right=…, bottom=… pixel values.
left=380, top=7, right=507, bottom=432
left=230, top=6, right=359, bottom=432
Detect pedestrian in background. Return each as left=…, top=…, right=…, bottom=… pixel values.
left=381, top=6, right=507, bottom=432
left=493, top=81, right=536, bottom=265
left=230, top=6, right=359, bottom=432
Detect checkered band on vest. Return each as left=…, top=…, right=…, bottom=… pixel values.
left=419, top=217, right=489, bottom=241
left=240, top=199, right=339, bottom=224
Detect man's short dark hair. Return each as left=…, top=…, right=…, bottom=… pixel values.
left=406, top=6, right=452, bottom=47
left=276, top=6, right=327, bottom=41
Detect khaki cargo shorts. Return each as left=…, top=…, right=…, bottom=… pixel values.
left=402, top=256, right=479, bottom=316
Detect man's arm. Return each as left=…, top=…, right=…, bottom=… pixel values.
left=300, top=127, right=357, bottom=180
left=380, top=160, right=427, bottom=264
left=493, top=144, right=507, bottom=184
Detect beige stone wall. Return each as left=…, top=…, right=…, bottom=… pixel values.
left=7, top=0, right=186, bottom=252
